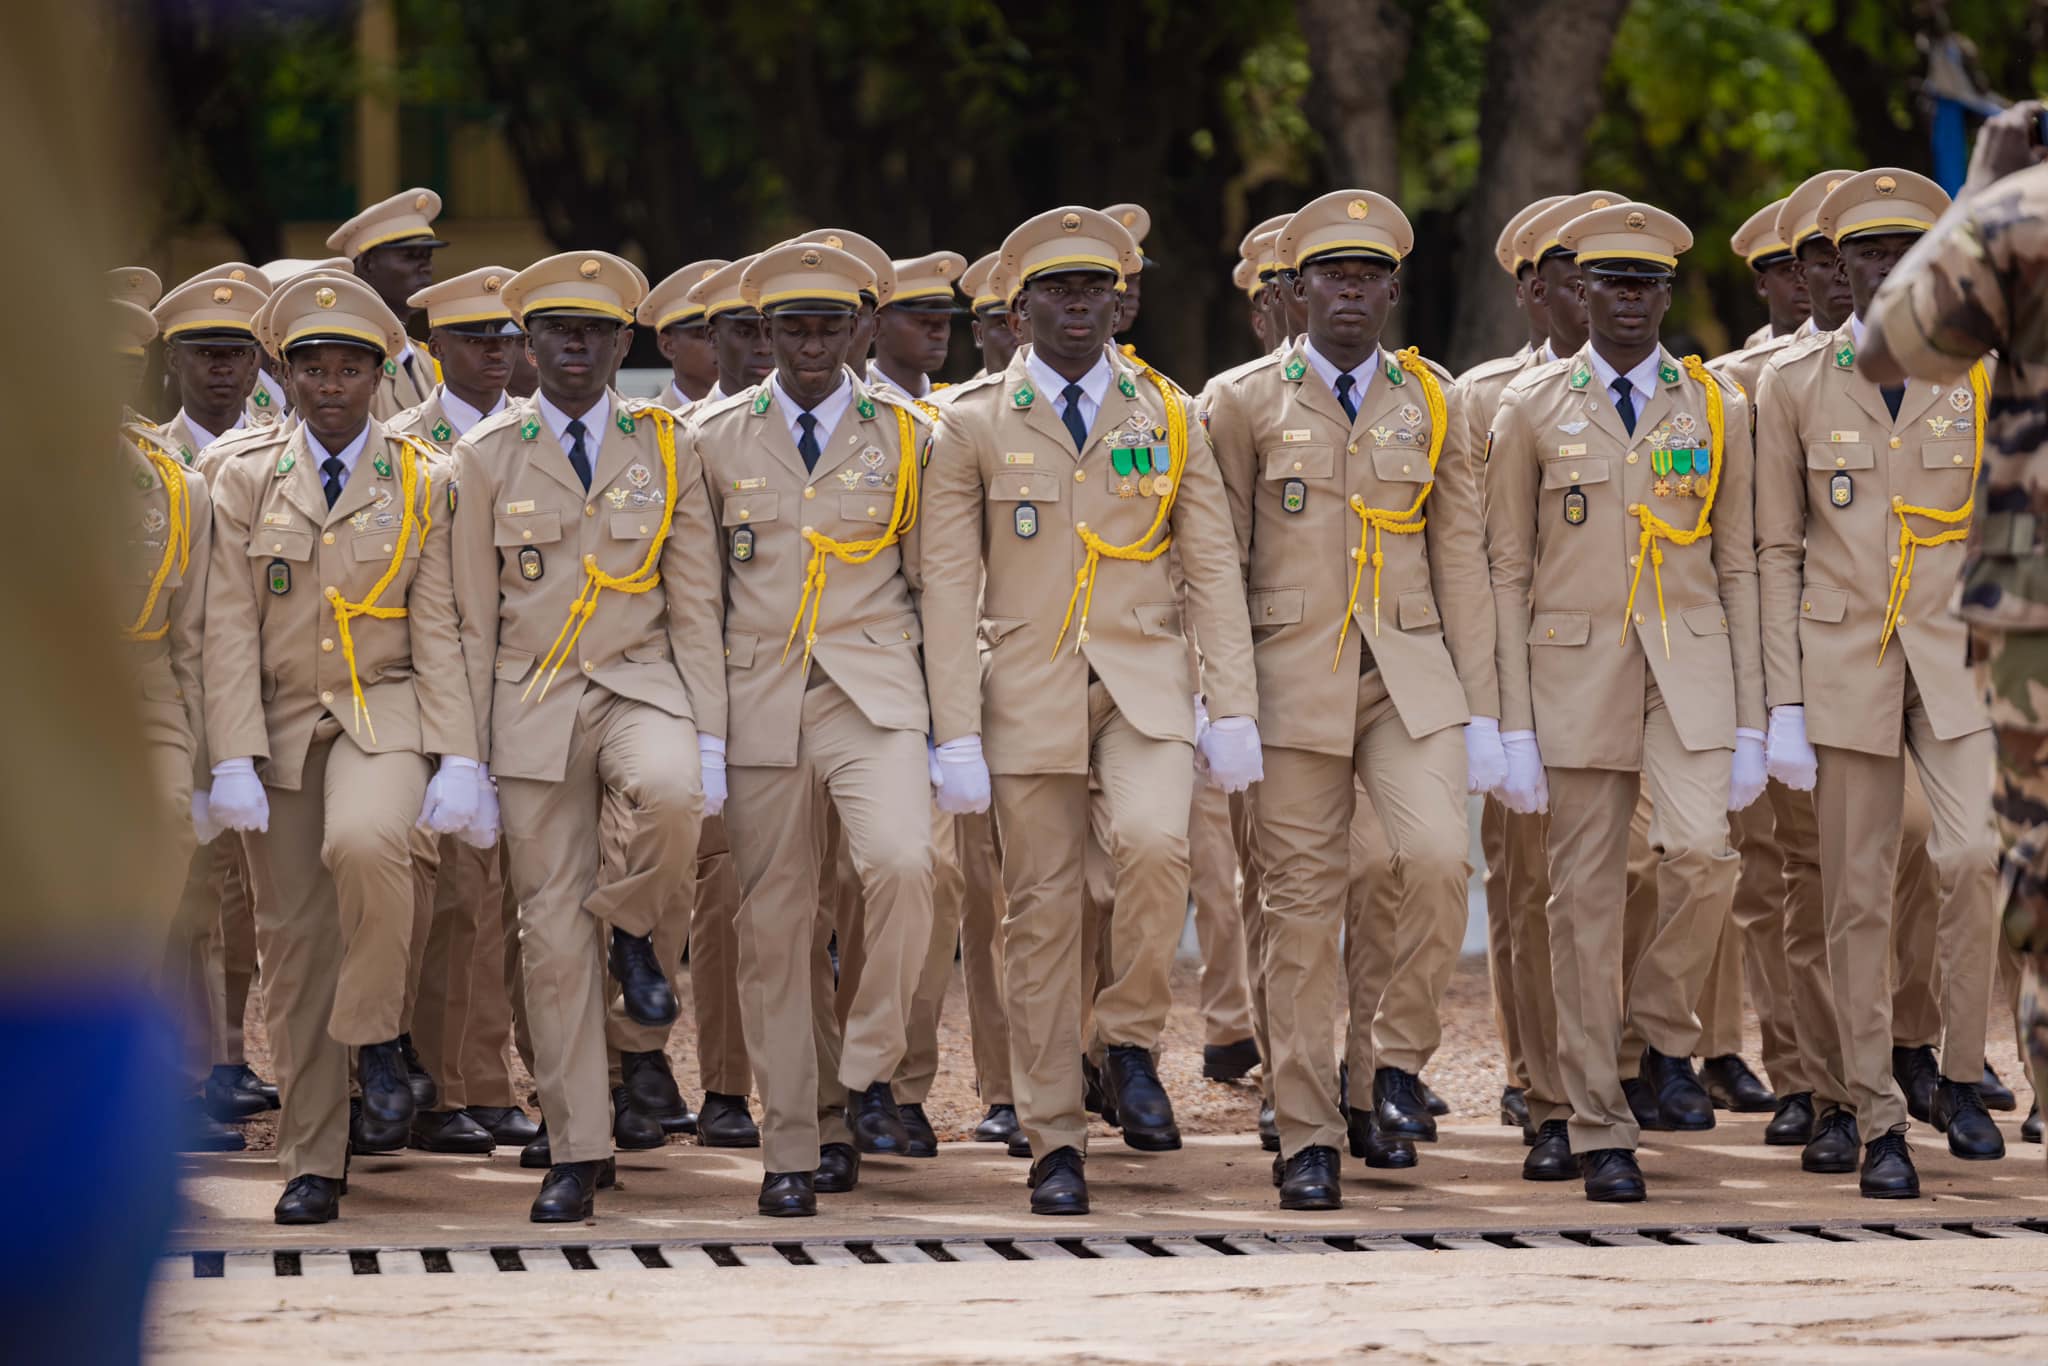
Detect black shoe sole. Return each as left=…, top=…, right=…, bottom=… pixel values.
left=1860, top=1185, right=1920, bottom=1199
left=1764, top=1129, right=1812, bottom=1147
left=1278, top=1192, right=1342, bottom=1211
left=1585, top=1186, right=1646, bottom=1203
left=1801, top=1155, right=1858, bottom=1174
left=1363, top=1147, right=1418, bottom=1170
left=1522, top=1164, right=1576, bottom=1183
left=853, top=1134, right=911, bottom=1156
left=614, top=1131, right=667, bottom=1152
left=274, top=1208, right=338, bottom=1226
left=905, top=1144, right=939, bottom=1159
left=530, top=1202, right=594, bottom=1223
left=408, top=1138, right=495, bottom=1155
left=1121, top=1128, right=1183, bottom=1153
left=697, top=1132, right=761, bottom=1149
left=1948, top=1143, right=2006, bottom=1161
left=814, top=1179, right=858, bottom=1195
left=758, top=1204, right=817, bottom=1218
left=1030, top=1199, right=1089, bottom=1216
left=973, top=1130, right=1015, bottom=1143
left=1659, top=1114, right=1716, bottom=1132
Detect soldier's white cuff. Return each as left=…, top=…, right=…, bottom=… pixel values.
left=211, top=757, right=257, bottom=778
left=440, top=755, right=479, bottom=771
left=1736, top=728, right=1765, bottom=743
left=1209, top=715, right=1255, bottom=733
left=1467, top=715, right=1500, bottom=734
left=937, top=735, right=983, bottom=760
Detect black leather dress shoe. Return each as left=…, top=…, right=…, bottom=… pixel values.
left=759, top=1171, right=816, bottom=1217
left=1028, top=1146, right=1088, bottom=1215
left=232, top=1063, right=280, bottom=1108
left=1006, top=1131, right=1032, bottom=1159
left=1766, top=1091, right=1816, bottom=1146
left=1622, top=1075, right=1660, bottom=1129
left=1082, top=1054, right=1118, bottom=1125
left=1274, top=1144, right=1342, bottom=1210
left=1372, top=1067, right=1435, bottom=1142
left=1933, top=1079, right=2006, bottom=1160
left=1522, top=1119, right=1574, bottom=1182
left=1202, top=1038, right=1261, bottom=1083
left=608, top=927, right=678, bottom=1027
left=1347, top=1108, right=1417, bottom=1169
left=183, top=1097, right=247, bottom=1152
left=1500, top=1086, right=1531, bottom=1131
left=1892, top=1045, right=1940, bottom=1123
left=1421, top=1080, right=1450, bottom=1117
left=900, top=1102, right=939, bottom=1158
left=358, top=1040, right=416, bottom=1128
left=1981, top=1063, right=2018, bottom=1111
left=1860, top=1129, right=1919, bottom=1199
left=396, top=1033, right=438, bottom=1112
left=1258, top=1103, right=1280, bottom=1153
left=1579, top=1147, right=1645, bottom=1203
left=974, top=1104, right=1019, bottom=1143
left=695, top=1092, right=760, bottom=1148
left=2024, top=1102, right=2042, bottom=1143
left=274, top=1174, right=344, bottom=1225
left=1102, top=1045, right=1181, bottom=1151
left=409, top=1109, right=495, bottom=1154
left=349, top=1097, right=406, bottom=1155
left=849, top=1081, right=911, bottom=1154
left=621, top=1050, right=696, bottom=1134
left=1641, top=1046, right=1714, bottom=1130
left=465, top=1105, right=540, bottom=1147
left=815, top=1142, right=861, bottom=1193
left=521, top=1122, right=551, bottom=1169
left=1801, top=1106, right=1859, bottom=1173
left=1701, top=1054, right=1776, bottom=1112
left=202, top=1064, right=272, bottom=1122
left=612, top=1085, right=667, bottom=1151
left=530, top=1158, right=615, bottom=1223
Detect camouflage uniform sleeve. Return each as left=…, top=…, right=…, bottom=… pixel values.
left=1866, top=185, right=2017, bottom=384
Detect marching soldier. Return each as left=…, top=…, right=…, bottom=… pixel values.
left=870, top=250, right=964, bottom=399
left=1732, top=197, right=1811, bottom=349
left=689, top=242, right=936, bottom=1215
left=961, top=252, right=1018, bottom=377
left=1486, top=201, right=1765, bottom=1203
left=640, top=260, right=729, bottom=410
left=1205, top=190, right=1496, bottom=1209
left=201, top=273, right=483, bottom=1224
left=689, top=254, right=778, bottom=407
left=449, top=251, right=725, bottom=1221
left=326, top=188, right=447, bottom=421
left=922, top=206, right=1260, bottom=1215
left=155, top=270, right=270, bottom=466
left=1755, top=168, right=2004, bottom=1197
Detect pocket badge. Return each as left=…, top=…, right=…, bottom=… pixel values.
left=1282, top=478, right=1306, bottom=513
left=731, top=527, right=754, bottom=562
left=1830, top=472, right=1853, bottom=507
left=1562, top=489, right=1587, bottom=526
left=518, top=546, right=544, bottom=580
left=267, top=559, right=291, bottom=595
left=1014, top=503, right=1038, bottom=539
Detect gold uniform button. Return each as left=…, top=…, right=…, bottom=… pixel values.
left=801, top=525, right=814, bottom=536
left=1802, top=601, right=1812, bottom=613
left=1546, top=628, right=1556, bottom=639
left=1890, top=554, right=1901, bottom=567
left=1634, top=613, right=1644, bottom=625
left=1569, top=471, right=1581, bottom=482
left=319, top=690, right=334, bottom=704
left=1266, top=605, right=1276, bottom=617
left=1293, top=460, right=1304, bottom=472
left=322, top=532, right=336, bottom=546
left=1626, top=452, right=1639, bottom=464
left=1019, top=486, right=1031, bottom=497
left=1401, top=463, right=1412, bottom=475
left=584, top=505, right=595, bottom=517
left=866, top=506, right=878, bottom=517
left=804, top=486, right=816, bottom=499
left=271, top=542, right=283, bottom=553
left=1626, top=502, right=1640, bottom=515
left=1629, top=554, right=1640, bottom=568
left=1076, top=521, right=1088, bottom=532
left=320, top=638, right=334, bottom=653
left=382, top=543, right=394, bottom=554
left=1348, top=443, right=1358, bottom=455
left=523, top=529, right=534, bottom=541
left=1078, top=631, right=1090, bottom=643
left=1074, top=470, right=1085, bottom=483
left=1889, top=437, right=1902, bottom=449
left=901, top=631, right=911, bottom=640
left=738, top=509, right=751, bottom=521
left=1892, top=494, right=1905, bottom=507
left=1953, top=453, right=1966, bottom=465
left=1835, top=456, right=1847, bottom=467
left=582, top=661, right=595, bottom=673
left=638, top=524, right=649, bottom=534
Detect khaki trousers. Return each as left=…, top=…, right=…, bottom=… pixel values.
left=1257, top=672, right=1469, bottom=1159
left=726, top=680, right=933, bottom=1174
left=1547, top=685, right=1736, bottom=1154
left=1702, top=793, right=1799, bottom=1089
left=688, top=814, right=752, bottom=1097
left=1230, top=791, right=1273, bottom=1103
left=993, top=682, right=1194, bottom=1158
left=1485, top=801, right=1568, bottom=1127
left=1190, top=781, right=1256, bottom=1046
left=1481, top=801, right=1526, bottom=1091
left=179, top=837, right=257, bottom=1067
left=164, top=843, right=223, bottom=1081
left=414, top=836, right=521, bottom=1110
left=1339, top=786, right=1394, bottom=1088
left=150, top=738, right=205, bottom=1079
left=497, top=690, right=703, bottom=1166
left=244, top=725, right=429, bottom=1181
left=1617, top=793, right=1665, bottom=1067
left=1890, top=766, right=1942, bottom=1047
left=894, top=804, right=965, bottom=1104
left=606, top=866, right=693, bottom=1079
left=893, top=807, right=1011, bottom=1105
left=1814, top=675, right=1997, bottom=1136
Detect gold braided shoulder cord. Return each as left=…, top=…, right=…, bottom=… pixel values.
left=326, top=435, right=435, bottom=743
left=1050, top=365, right=1188, bottom=658
left=1331, top=347, right=1445, bottom=670
left=527, top=406, right=680, bottom=703
left=122, top=428, right=192, bottom=641
left=782, top=403, right=922, bottom=673
left=1620, top=355, right=1723, bottom=659
left=1878, top=361, right=1989, bottom=660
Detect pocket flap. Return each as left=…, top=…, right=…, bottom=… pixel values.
left=1682, top=602, right=1728, bottom=636
left=1800, top=583, right=1848, bottom=624
left=980, top=616, right=1029, bottom=645
left=840, top=494, right=895, bottom=524
left=1922, top=439, right=1975, bottom=471
left=1249, top=586, right=1305, bottom=627
left=1529, top=610, right=1591, bottom=645
left=494, top=511, right=563, bottom=547
left=1397, top=590, right=1440, bottom=630
left=1540, top=457, right=1610, bottom=490
left=721, top=493, right=779, bottom=528
left=610, top=512, right=660, bottom=541
left=1806, top=441, right=1873, bottom=471
left=624, top=643, right=671, bottom=664
left=493, top=649, right=535, bottom=685
left=351, top=530, right=409, bottom=562
left=1264, top=444, right=1334, bottom=481
left=989, top=470, right=1058, bottom=503
left=862, top=613, right=923, bottom=646
left=250, top=529, right=314, bottom=562
left=1371, top=446, right=1430, bottom=483
left=1134, top=601, right=1184, bottom=638
left=724, top=631, right=759, bottom=669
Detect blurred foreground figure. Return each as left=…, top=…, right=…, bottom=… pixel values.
left=1862, top=100, right=2048, bottom=1163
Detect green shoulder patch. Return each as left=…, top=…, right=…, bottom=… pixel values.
left=1283, top=357, right=1307, bottom=382
left=1835, top=343, right=1855, bottom=369
left=1658, top=361, right=1681, bottom=384
left=1386, top=357, right=1405, bottom=386
left=384, top=359, right=398, bottom=377
left=431, top=419, right=453, bottom=443
left=751, top=390, right=773, bottom=416
left=1569, top=363, right=1591, bottom=390
left=1012, top=383, right=1035, bottom=409
left=373, top=452, right=393, bottom=477
left=520, top=419, right=541, bottom=441
left=276, top=452, right=296, bottom=475
left=178, top=445, right=193, bottom=467
left=856, top=396, right=876, bottom=420
left=252, top=388, right=271, bottom=409
left=616, top=409, right=636, bottom=435
left=1116, top=373, right=1137, bottom=399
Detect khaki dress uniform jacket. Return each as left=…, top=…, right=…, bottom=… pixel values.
left=371, top=345, right=436, bottom=424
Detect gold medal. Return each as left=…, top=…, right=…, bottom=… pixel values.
left=1138, top=475, right=1155, bottom=497
left=1653, top=477, right=1671, bottom=498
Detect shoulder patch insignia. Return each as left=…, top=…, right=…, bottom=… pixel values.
left=1386, top=358, right=1405, bottom=385
left=431, top=419, right=453, bottom=443
left=751, top=390, right=772, bottom=416
left=373, top=453, right=393, bottom=478
left=1283, top=358, right=1307, bottom=382
left=1835, top=344, right=1855, bottom=369
left=1659, top=362, right=1680, bottom=384
left=857, top=396, right=876, bottom=420
left=252, top=389, right=271, bottom=409
left=1013, top=384, right=1034, bottom=409
left=1117, top=373, right=1137, bottom=399
left=1569, top=364, right=1591, bottom=390
left=178, top=445, right=193, bottom=466
left=384, top=359, right=398, bottom=377
left=276, top=452, right=296, bottom=475
left=616, top=410, right=636, bottom=435
left=520, top=419, right=540, bottom=441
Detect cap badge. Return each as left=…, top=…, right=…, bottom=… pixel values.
left=700, top=266, right=718, bottom=281
left=1121, top=210, right=1137, bottom=227
left=1626, top=211, right=1647, bottom=230
left=825, top=235, right=844, bottom=249
left=1061, top=213, right=1082, bottom=232
left=484, top=274, right=502, bottom=292
left=212, top=285, right=235, bottom=304
left=1876, top=175, right=1897, bottom=195
left=314, top=287, right=337, bottom=308
left=229, top=269, right=248, bottom=282
left=578, top=259, right=601, bottom=279
left=1826, top=178, right=1842, bottom=193
left=1346, top=199, right=1369, bottom=220
left=801, top=249, right=822, bottom=268
left=414, top=193, right=432, bottom=212
left=1592, top=198, right=1611, bottom=209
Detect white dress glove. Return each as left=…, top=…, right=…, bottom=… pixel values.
left=418, top=755, right=482, bottom=834
left=208, top=758, right=270, bottom=833
left=190, top=789, right=222, bottom=846
left=1464, top=715, right=1508, bottom=796
left=1200, top=715, right=1264, bottom=794
left=933, top=735, right=993, bottom=815
left=1765, top=704, right=1818, bottom=792
left=458, top=763, right=501, bottom=849
left=1499, top=731, right=1548, bottom=815
left=1729, top=729, right=1767, bottom=811
left=699, top=733, right=728, bottom=818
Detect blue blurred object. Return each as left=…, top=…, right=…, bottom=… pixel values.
left=0, top=979, right=180, bottom=1365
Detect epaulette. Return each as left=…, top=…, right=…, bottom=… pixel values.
left=928, top=369, right=1008, bottom=409
left=1403, top=351, right=1456, bottom=386
left=1764, top=328, right=1836, bottom=375
left=1503, top=354, right=1573, bottom=395
left=1203, top=349, right=1285, bottom=393
left=462, top=403, right=528, bottom=446
left=689, top=387, right=763, bottom=429
left=1452, top=351, right=1529, bottom=388
left=207, top=421, right=291, bottom=461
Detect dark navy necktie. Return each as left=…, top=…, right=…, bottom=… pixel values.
left=797, top=412, right=821, bottom=470
left=1061, top=383, right=1088, bottom=451
left=1335, top=372, right=1358, bottom=423
left=1882, top=384, right=1905, bottom=420
left=564, top=417, right=592, bottom=490
left=321, top=455, right=345, bottom=508
left=1613, top=377, right=1637, bottom=436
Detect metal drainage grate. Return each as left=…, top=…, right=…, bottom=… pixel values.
left=163, top=1217, right=2048, bottom=1278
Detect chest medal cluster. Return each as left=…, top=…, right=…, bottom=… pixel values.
left=1646, top=414, right=1711, bottom=499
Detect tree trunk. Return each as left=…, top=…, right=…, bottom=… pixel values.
left=1293, top=0, right=1413, bottom=193
left=1445, top=0, right=1631, bottom=371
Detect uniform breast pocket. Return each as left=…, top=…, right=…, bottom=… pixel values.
left=351, top=531, right=413, bottom=565
left=721, top=493, right=779, bottom=528
left=609, top=512, right=661, bottom=543
left=1248, top=586, right=1304, bottom=630
left=839, top=494, right=895, bottom=525
left=1922, top=439, right=1975, bottom=478
left=493, top=511, right=563, bottom=547
left=1264, top=444, right=1334, bottom=482
left=1371, top=446, right=1430, bottom=486
left=1539, top=457, right=1611, bottom=490
left=989, top=470, right=1060, bottom=503
left=1805, top=441, right=1873, bottom=472
left=249, top=528, right=314, bottom=562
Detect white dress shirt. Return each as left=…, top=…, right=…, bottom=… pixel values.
left=1586, top=345, right=1663, bottom=428
left=537, top=389, right=611, bottom=470
left=178, top=409, right=244, bottom=452
left=438, top=388, right=505, bottom=440
left=1026, top=348, right=1112, bottom=438
left=307, top=423, right=371, bottom=485
left=770, top=370, right=855, bottom=453
left=1301, top=337, right=1378, bottom=417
